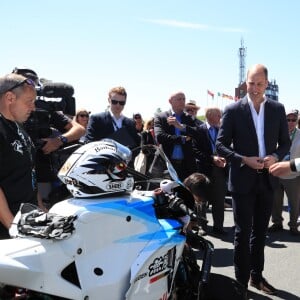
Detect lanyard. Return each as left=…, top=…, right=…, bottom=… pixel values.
left=290, top=128, right=296, bottom=142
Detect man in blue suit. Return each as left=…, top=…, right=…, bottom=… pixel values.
left=193, top=107, right=227, bottom=235
left=84, top=86, right=140, bottom=150
left=154, top=91, right=198, bottom=181
left=216, top=64, right=290, bottom=297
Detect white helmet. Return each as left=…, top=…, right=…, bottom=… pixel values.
left=58, top=139, right=134, bottom=198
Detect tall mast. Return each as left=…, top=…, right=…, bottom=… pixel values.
left=238, top=38, right=246, bottom=85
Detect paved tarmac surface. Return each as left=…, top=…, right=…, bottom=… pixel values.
left=202, top=199, right=300, bottom=300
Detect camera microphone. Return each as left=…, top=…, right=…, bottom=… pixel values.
left=40, top=82, right=74, bottom=98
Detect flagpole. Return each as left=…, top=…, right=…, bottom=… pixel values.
left=206, top=92, right=208, bottom=108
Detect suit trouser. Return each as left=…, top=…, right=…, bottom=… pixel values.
left=272, top=176, right=300, bottom=229
left=170, top=159, right=195, bottom=182
left=231, top=173, right=274, bottom=286
left=208, top=166, right=227, bottom=229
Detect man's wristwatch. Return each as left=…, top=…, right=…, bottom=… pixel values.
left=58, top=135, right=68, bottom=145
left=180, top=123, right=187, bottom=131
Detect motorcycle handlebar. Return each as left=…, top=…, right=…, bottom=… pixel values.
left=177, top=203, right=197, bottom=220
left=169, top=196, right=197, bottom=220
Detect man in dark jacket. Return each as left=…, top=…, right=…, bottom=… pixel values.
left=193, top=107, right=227, bottom=235
left=216, top=64, right=290, bottom=297
left=154, top=91, right=198, bottom=181
left=0, top=73, right=40, bottom=239
left=84, top=86, right=140, bottom=150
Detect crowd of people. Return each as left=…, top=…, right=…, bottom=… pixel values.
left=1, top=63, right=300, bottom=299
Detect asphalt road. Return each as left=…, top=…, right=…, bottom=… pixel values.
left=202, top=199, right=300, bottom=300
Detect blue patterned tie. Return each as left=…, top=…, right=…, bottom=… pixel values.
left=172, top=113, right=184, bottom=159
left=209, top=126, right=216, bottom=153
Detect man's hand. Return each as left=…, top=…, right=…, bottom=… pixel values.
left=242, top=156, right=265, bottom=170
left=167, top=116, right=185, bottom=130
left=263, top=155, right=278, bottom=168
left=213, top=156, right=226, bottom=168
left=269, top=161, right=291, bottom=177
left=41, top=137, right=63, bottom=154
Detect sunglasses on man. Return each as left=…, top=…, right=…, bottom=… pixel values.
left=6, top=78, right=36, bottom=93
left=186, top=108, right=197, bottom=113
left=78, top=114, right=89, bottom=118
left=287, top=118, right=297, bottom=122
left=111, top=99, right=126, bottom=106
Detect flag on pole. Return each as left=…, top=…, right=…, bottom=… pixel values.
left=207, top=89, right=214, bottom=99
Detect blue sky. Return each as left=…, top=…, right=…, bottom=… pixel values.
left=1, top=1, right=299, bottom=119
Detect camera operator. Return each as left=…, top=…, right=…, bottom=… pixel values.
left=12, top=67, right=85, bottom=206
left=0, top=73, right=47, bottom=239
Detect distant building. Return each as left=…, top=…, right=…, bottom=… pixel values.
left=235, top=80, right=279, bottom=102
left=235, top=82, right=246, bottom=100
left=265, top=80, right=279, bottom=101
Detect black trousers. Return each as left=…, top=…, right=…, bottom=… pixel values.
left=207, top=166, right=227, bottom=229
left=170, top=159, right=191, bottom=181
left=231, top=173, right=274, bottom=286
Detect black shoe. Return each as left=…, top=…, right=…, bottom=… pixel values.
left=212, top=227, right=228, bottom=235
left=250, top=277, right=277, bottom=295
left=290, top=227, right=300, bottom=235
left=268, top=223, right=283, bottom=232
left=235, top=281, right=248, bottom=299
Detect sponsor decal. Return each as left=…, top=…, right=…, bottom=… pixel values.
left=149, top=270, right=170, bottom=284
left=94, top=144, right=116, bottom=153
left=134, top=272, right=147, bottom=283
left=107, top=182, right=122, bottom=190
left=148, top=247, right=176, bottom=289
left=64, top=177, right=77, bottom=185
left=149, top=254, right=169, bottom=277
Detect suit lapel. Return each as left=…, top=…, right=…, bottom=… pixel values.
left=263, top=100, right=272, bottom=152
left=105, top=111, right=115, bottom=132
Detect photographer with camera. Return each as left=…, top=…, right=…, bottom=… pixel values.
left=12, top=67, right=85, bottom=206
left=0, top=73, right=47, bottom=240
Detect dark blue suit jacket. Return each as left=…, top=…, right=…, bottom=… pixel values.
left=216, top=97, right=290, bottom=194
left=193, top=123, right=220, bottom=177
left=154, top=110, right=198, bottom=172
left=84, top=111, right=140, bottom=149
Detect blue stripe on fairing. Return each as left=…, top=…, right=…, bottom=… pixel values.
left=80, top=196, right=183, bottom=243
left=87, top=197, right=157, bottom=222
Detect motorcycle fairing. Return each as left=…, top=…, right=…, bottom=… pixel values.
left=126, top=227, right=185, bottom=299
left=0, top=192, right=185, bottom=299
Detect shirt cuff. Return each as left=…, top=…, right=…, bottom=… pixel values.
left=291, top=158, right=300, bottom=172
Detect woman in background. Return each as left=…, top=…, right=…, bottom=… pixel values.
left=75, top=108, right=90, bottom=129
left=74, top=108, right=90, bottom=142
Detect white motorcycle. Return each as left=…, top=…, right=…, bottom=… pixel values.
left=0, top=139, right=214, bottom=300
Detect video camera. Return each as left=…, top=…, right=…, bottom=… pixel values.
left=12, top=67, right=76, bottom=148
left=25, top=81, right=76, bottom=148
left=35, top=81, right=75, bottom=115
